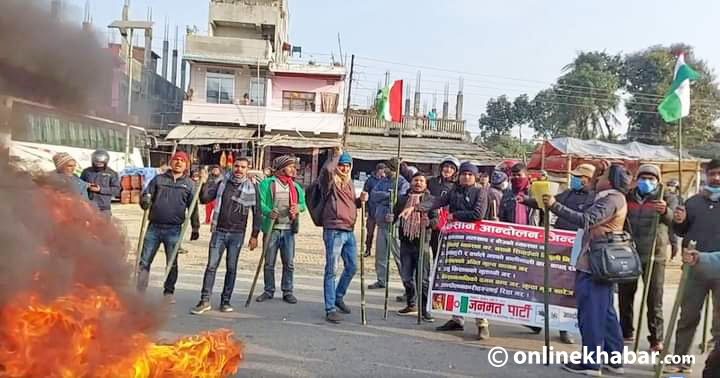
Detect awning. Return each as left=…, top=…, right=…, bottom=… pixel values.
left=165, top=125, right=256, bottom=145
left=345, top=135, right=499, bottom=165
left=258, top=135, right=341, bottom=149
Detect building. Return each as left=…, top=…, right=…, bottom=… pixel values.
left=177, top=0, right=346, bottom=185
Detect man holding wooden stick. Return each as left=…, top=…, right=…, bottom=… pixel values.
left=136, top=152, right=197, bottom=303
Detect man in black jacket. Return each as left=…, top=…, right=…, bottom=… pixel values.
left=191, top=157, right=260, bottom=314
left=136, top=152, right=195, bottom=303
left=81, top=149, right=120, bottom=215
left=407, top=161, right=490, bottom=339
left=427, top=156, right=460, bottom=259
left=391, top=172, right=437, bottom=322
left=665, top=159, right=720, bottom=374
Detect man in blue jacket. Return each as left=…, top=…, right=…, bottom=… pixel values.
left=81, top=150, right=120, bottom=215
left=362, top=163, right=386, bottom=257
left=136, top=152, right=196, bottom=303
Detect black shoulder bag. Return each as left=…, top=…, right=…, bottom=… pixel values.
left=588, top=217, right=643, bottom=284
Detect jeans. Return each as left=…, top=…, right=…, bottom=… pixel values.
left=375, top=223, right=402, bottom=286
left=619, top=258, right=665, bottom=344
left=200, top=231, right=245, bottom=304
left=365, top=215, right=377, bottom=254
left=136, top=224, right=181, bottom=295
left=263, top=229, right=295, bottom=296
left=323, top=229, right=357, bottom=314
left=576, top=272, right=624, bottom=370
left=399, top=240, right=430, bottom=311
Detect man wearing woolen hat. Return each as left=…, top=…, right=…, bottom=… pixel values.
left=51, top=152, right=91, bottom=202
left=256, top=155, right=306, bottom=304
left=618, top=164, right=677, bottom=353
left=136, top=151, right=196, bottom=303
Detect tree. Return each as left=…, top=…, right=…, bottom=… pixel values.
left=621, top=44, right=720, bottom=145
left=476, top=95, right=535, bottom=158
left=477, top=95, right=515, bottom=139
left=474, top=134, right=535, bottom=159
left=530, top=51, right=623, bottom=140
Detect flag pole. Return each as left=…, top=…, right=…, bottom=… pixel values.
left=678, top=118, right=683, bottom=196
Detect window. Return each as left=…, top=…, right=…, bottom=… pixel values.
left=249, top=78, right=266, bottom=106
left=320, top=93, right=339, bottom=113
left=282, top=91, right=316, bottom=112
left=206, top=72, right=234, bottom=104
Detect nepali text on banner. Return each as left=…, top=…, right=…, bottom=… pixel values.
left=427, top=220, right=579, bottom=332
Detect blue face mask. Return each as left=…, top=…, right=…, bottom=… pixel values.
left=637, top=179, right=657, bottom=194
left=570, top=176, right=584, bottom=191
left=705, top=186, right=720, bottom=201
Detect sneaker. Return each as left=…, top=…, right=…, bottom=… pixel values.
left=190, top=300, right=211, bottom=315
left=560, top=330, right=575, bottom=344
left=422, top=313, right=435, bottom=323
left=163, top=294, right=176, bottom=304
left=326, top=311, right=343, bottom=324
left=477, top=324, right=490, bottom=340
left=255, top=292, right=273, bottom=302
left=335, top=301, right=351, bottom=314
left=397, top=305, right=418, bottom=316
left=220, top=303, right=234, bottom=313
left=663, top=364, right=692, bottom=374
left=283, top=293, right=298, bottom=304
left=396, top=295, right=406, bottom=303
left=562, top=363, right=601, bottom=376
left=603, top=364, right=624, bottom=374
left=436, top=319, right=463, bottom=331
left=368, top=282, right=385, bottom=289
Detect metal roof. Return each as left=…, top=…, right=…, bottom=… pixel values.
left=165, top=125, right=256, bottom=145
left=345, top=135, right=499, bottom=165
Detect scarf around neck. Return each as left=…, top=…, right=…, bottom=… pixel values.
left=402, top=192, right=425, bottom=239
left=276, top=175, right=298, bottom=220
left=229, top=175, right=256, bottom=207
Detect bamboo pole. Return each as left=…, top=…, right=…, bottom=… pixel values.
left=384, top=121, right=403, bottom=320
left=542, top=208, right=550, bottom=365
left=132, top=207, right=150, bottom=282
left=417, top=226, right=426, bottom=325
left=360, top=204, right=368, bottom=325
left=245, top=219, right=276, bottom=308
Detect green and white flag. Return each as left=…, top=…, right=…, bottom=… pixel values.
left=657, top=53, right=700, bottom=123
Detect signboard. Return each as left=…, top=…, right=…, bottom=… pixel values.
left=428, top=220, right=579, bottom=332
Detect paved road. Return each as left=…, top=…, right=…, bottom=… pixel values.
left=143, top=264, right=708, bottom=378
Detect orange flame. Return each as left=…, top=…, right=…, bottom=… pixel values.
left=0, top=286, right=243, bottom=377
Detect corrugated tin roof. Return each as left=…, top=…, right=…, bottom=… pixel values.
left=166, top=125, right=256, bottom=145
left=345, top=135, right=499, bottom=165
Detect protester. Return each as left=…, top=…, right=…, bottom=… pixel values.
left=368, top=158, right=409, bottom=290
left=500, top=163, right=539, bottom=226
left=665, top=159, right=720, bottom=374
left=477, top=170, right=490, bottom=189
left=52, top=152, right=91, bottom=201
left=487, top=170, right=508, bottom=220
left=190, top=158, right=260, bottom=315
left=409, top=161, right=490, bottom=339
left=519, top=163, right=598, bottom=345
left=544, top=164, right=630, bottom=376
left=256, top=155, right=306, bottom=304
left=361, top=163, right=386, bottom=257
left=81, top=149, right=120, bottom=215
left=681, top=249, right=720, bottom=378
left=618, top=164, right=677, bottom=352
left=318, top=148, right=366, bottom=323
left=136, top=152, right=196, bottom=303
left=204, top=165, right=223, bottom=224
left=427, top=156, right=460, bottom=259
left=390, top=172, right=437, bottom=322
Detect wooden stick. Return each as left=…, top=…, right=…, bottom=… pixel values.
left=542, top=209, right=550, bottom=366
left=245, top=219, right=276, bottom=308
left=360, top=204, right=367, bottom=325
left=417, top=226, right=426, bottom=325
left=132, top=207, right=150, bottom=283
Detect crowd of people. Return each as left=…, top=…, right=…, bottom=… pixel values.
left=51, top=147, right=720, bottom=376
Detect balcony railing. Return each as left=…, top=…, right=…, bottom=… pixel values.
left=185, top=35, right=270, bottom=65
left=347, top=113, right=465, bottom=139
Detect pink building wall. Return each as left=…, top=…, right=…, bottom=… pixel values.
left=269, top=75, right=344, bottom=112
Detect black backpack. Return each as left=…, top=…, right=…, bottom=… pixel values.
left=305, top=180, right=325, bottom=227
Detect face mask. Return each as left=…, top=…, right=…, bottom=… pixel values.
left=705, top=185, right=720, bottom=201
left=570, top=176, right=584, bottom=191
left=637, top=179, right=657, bottom=195
left=511, top=177, right=529, bottom=192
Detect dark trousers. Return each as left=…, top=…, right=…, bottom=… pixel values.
left=674, top=273, right=720, bottom=359
left=704, top=346, right=720, bottom=378
left=430, top=230, right=441, bottom=259
left=399, top=240, right=430, bottom=312
left=137, top=224, right=181, bottom=295
left=200, top=231, right=245, bottom=304
left=365, top=215, right=377, bottom=254
left=618, top=258, right=665, bottom=344
left=576, top=272, right=624, bottom=370
left=263, top=229, right=295, bottom=296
